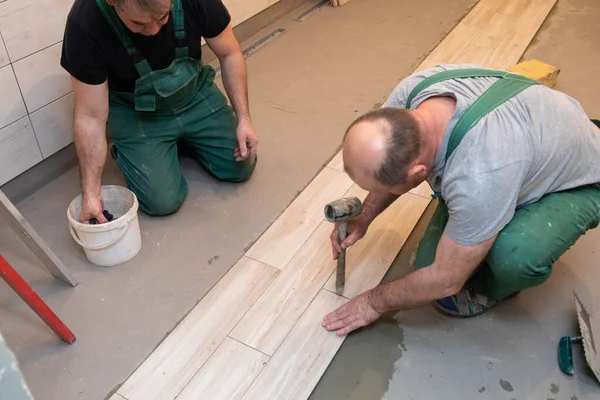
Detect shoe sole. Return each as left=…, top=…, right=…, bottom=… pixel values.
left=432, top=291, right=520, bottom=319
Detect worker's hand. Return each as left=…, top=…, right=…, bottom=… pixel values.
left=80, top=193, right=108, bottom=224
left=330, top=215, right=370, bottom=259
left=322, top=290, right=381, bottom=336
left=234, top=118, right=258, bottom=164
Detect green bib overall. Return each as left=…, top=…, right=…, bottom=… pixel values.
left=97, top=0, right=256, bottom=215
left=409, top=69, right=600, bottom=300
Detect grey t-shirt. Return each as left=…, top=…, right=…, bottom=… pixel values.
left=386, top=63, right=600, bottom=246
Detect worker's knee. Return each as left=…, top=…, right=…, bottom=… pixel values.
left=212, top=157, right=257, bottom=183
left=135, top=183, right=188, bottom=216
left=485, top=243, right=553, bottom=289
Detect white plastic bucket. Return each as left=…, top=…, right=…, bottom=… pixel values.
left=67, top=185, right=142, bottom=267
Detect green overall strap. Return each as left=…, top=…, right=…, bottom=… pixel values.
left=405, top=68, right=540, bottom=199
left=172, top=0, right=189, bottom=58
left=95, top=0, right=152, bottom=76
left=445, top=73, right=538, bottom=161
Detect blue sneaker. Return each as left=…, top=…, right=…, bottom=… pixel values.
left=433, top=285, right=519, bottom=318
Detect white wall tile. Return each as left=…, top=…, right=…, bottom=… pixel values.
left=0, top=36, right=8, bottom=68
left=0, top=117, right=42, bottom=185
left=0, top=0, right=74, bottom=61
left=30, top=93, right=74, bottom=159
left=0, top=65, right=26, bottom=129
left=13, top=43, right=71, bottom=112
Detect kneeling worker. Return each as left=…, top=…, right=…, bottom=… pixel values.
left=61, top=0, right=258, bottom=222
left=323, top=63, right=600, bottom=335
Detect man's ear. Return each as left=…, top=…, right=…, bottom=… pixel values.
left=407, top=163, right=427, bottom=181
left=106, top=0, right=115, bottom=6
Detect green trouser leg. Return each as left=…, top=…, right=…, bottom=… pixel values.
left=107, top=68, right=257, bottom=215
left=415, top=183, right=600, bottom=300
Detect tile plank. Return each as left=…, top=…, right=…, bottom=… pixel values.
left=0, top=0, right=74, bottom=61
left=324, top=189, right=430, bottom=299
left=245, top=167, right=353, bottom=269
left=0, top=37, right=8, bottom=67
left=30, top=93, right=74, bottom=158
left=176, top=338, right=269, bottom=400
left=13, top=43, right=71, bottom=112
left=409, top=181, right=434, bottom=199
left=241, top=290, right=346, bottom=400
left=231, top=222, right=336, bottom=355
left=0, top=65, right=27, bottom=129
left=117, top=257, right=279, bottom=400
left=0, top=117, right=42, bottom=186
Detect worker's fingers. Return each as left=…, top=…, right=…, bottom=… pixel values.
left=336, top=320, right=363, bottom=336
left=324, top=314, right=357, bottom=332
left=95, top=213, right=109, bottom=224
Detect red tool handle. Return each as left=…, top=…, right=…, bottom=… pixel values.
left=0, top=255, right=76, bottom=344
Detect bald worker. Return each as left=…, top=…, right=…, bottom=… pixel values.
left=322, top=63, right=600, bottom=336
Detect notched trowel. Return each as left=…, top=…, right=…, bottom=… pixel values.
left=558, top=291, right=600, bottom=384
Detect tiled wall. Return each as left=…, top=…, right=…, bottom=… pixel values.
left=0, top=0, right=74, bottom=186
left=0, top=0, right=281, bottom=187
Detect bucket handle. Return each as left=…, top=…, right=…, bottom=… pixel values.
left=69, top=222, right=129, bottom=250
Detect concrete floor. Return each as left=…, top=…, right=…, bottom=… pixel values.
left=0, top=0, right=479, bottom=399
left=311, top=0, right=600, bottom=399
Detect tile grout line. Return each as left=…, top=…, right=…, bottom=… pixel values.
left=7, top=62, right=43, bottom=156
left=171, top=335, right=231, bottom=400
left=237, top=287, right=337, bottom=399
left=170, top=260, right=278, bottom=400
left=227, top=258, right=281, bottom=337
left=10, top=40, right=62, bottom=65
left=28, top=90, right=72, bottom=115
left=228, top=335, right=272, bottom=358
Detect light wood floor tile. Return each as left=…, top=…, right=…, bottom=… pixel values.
left=241, top=290, right=346, bottom=400
left=109, top=394, right=128, bottom=400
left=117, top=257, right=279, bottom=400
left=245, top=166, right=353, bottom=269
left=231, top=221, right=336, bottom=355
left=324, top=190, right=430, bottom=299
left=409, top=181, right=434, bottom=199
left=176, top=338, right=269, bottom=400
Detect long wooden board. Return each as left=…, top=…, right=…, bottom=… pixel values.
left=115, top=1, right=558, bottom=399
left=240, top=290, right=347, bottom=400
left=117, top=257, right=278, bottom=400
left=176, top=338, right=270, bottom=400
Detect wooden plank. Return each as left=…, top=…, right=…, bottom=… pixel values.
left=245, top=167, right=353, bottom=270
left=409, top=181, right=434, bottom=199
left=497, top=0, right=530, bottom=17
left=240, top=290, right=346, bottom=400
left=460, top=0, right=504, bottom=28
left=487, top=0, right=558, bottom=69
left=471, top=12, right=514, bottom=49
left=176, top=338, right=269, bottom=400
left=323, top=189, right=430, bottom=298
left=117, top=257, right=279, bottom=400
left=0, top=189, right=77, bottom=287
left=231, top=221, right=336, bottom=355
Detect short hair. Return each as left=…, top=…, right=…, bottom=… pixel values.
left=112, top=0, right=171, bottom=18
left=344, top=107, right=422, bottom=186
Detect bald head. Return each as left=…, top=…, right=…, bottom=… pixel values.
left=342, top=108, right=423, bottom=192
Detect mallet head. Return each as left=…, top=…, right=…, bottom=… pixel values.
left=324, top=197, right=363, bottom=222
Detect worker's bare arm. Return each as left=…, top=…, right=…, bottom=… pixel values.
left=206, top=23, right=257, bottom=163
left=330, top=191, right=399, bottom=259
left=323, top=232, right=496, bottom=335
left=71, top=76, right=109, bottom=223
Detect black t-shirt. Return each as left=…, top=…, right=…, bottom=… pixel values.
left=60, top=0, right=231, bottom=92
